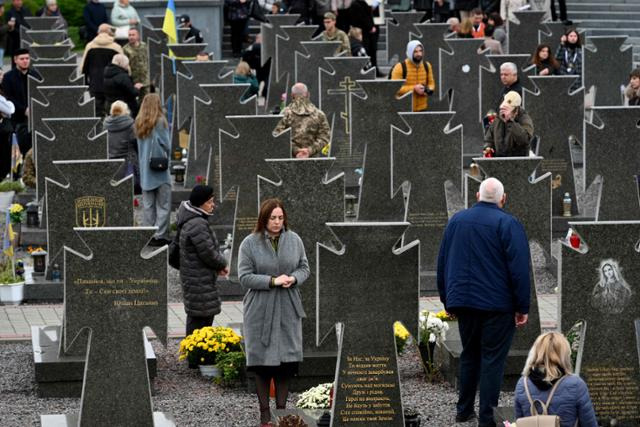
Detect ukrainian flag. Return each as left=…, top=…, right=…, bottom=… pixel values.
left=162, top=0, right=178, bottom=46
left=3, top=211, right=14, bottom=258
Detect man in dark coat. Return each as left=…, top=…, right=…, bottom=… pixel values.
left=2, top=48, right=39, bottom=154
left=496, top=61, right=523, bottom=111
left=5, top=0, right=31, bottom=60
left=103, top=54, right=140, bottom=117
left=437, top=177, right=530, bottom=427
left=83, top=0, right=109, bottom=42
left=176, top=185, right=228, bottom=340
left=81, top=24, right=123, bottom=116
left=484, top=91, right=533, bottom=157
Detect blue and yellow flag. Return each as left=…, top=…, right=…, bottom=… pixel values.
left=3, top=211, right=14, bottom=259
left=162, top=0, right=178, bottom=47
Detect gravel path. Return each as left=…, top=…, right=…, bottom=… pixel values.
left=0, top=339, right=514, bottom=427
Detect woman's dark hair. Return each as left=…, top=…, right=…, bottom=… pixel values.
left=531, top=44, right=559, bottom=69
left=485, top=24, right=495, bottom=38
left=254, top=198, right=288, bottom=233
left=488, top=12, right=503, bottom=27
left=564, top=28, right=581, bottom=47
left=630, top=68, right=640, bottom=79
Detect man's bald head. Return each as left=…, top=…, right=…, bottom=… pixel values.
left=291, top=82, right=309, bottom=99
left=477, top=177, right=506, bottom=207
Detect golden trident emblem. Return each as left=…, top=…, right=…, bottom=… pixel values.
left=75, top=196, right=106, bottom=228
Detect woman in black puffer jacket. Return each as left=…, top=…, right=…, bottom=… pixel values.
left=177, top=185, right=229, bottom=339
left=103, top=53, right=140, bottom=117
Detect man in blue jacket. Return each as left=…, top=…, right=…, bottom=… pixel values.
left=437, top=177, right=530, bottom=427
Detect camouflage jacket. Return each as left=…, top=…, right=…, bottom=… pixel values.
left=274, top=97, right=331, bottom=157
left=123, top=41, right=150, bottom=87
left=321, top=29, right=351, bottom=56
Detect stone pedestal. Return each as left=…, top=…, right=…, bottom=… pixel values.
left=32, top=325, right=157, bottom=398
left=41, top=412, right=175, bottom=427
left=246, top=352, right=337, bottom=393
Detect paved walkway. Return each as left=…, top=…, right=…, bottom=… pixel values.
left=0, top=295, right=558, bottom=341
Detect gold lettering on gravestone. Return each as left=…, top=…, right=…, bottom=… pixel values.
left=73, top=276, right=160, bottom=307
left=408, top=212, right=448, bottom=228
left=236, top=217, right=257, bottom=231
left=584, top=366, right=640, bottom=419
left=339, top=355, right=397, bottom=423
left=540, top=159, right=568, bottom=189
left=75, top=196, right=106, bottom=227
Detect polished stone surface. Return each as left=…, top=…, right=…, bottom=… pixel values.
left=295, top=40, right=342, bottom=106
left=386, top=11, right=425, bottom=64
left=506, top=11, right=548, bottom=55
left=584, top=36, right=633, bottom=106
left=560, top=221, right=640, bottom=425
left=318, top=222, right=419, bottom=426
left=31, top=86, right=95, bottom=140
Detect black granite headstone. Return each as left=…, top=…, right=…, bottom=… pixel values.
left=295, top=41, right=342, bottom=106
left=539, top=21, right=564, bottom=57
left=45, top=160, right=134, bottom=278
left=353, top=80, right=411, bottom=221
left=385, top=11, right=425, bottom=64
left=259, top=158, right=344, bottom=353
left=584, top=36, right=632, bottom=106
left=524, top=76, right=583, bottom=215
left=41, top=227, right=171, bottom=426
left=186, top=84, right=256, bottom=190
left=22, top=29, right=67, bottom=46
left=219, top=116, right=291, bottom=278
left=31, top=86, right=95, bottom=140
left=585, top=107, right=640, bottom=221
left=24, top=16, right=64, bottom=30
left=560, top=221, right=640, bottom=425
left=30, top=44, right=75, bottom=64
left=141, top=24, right=166, bottom=89
left=317, top=222, right=419, bottom=426
left=393, top=112, right=462, bottom=273
left=440, top=39, right=492, bottom=156
left=35, top=118, right=108, bottom=201
left=160, top=44, right=207, bottom=104
left=28, top=64, right=82, bottom=131
left=506, top=11, right=548, bottom=54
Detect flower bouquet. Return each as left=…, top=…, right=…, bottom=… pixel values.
left=178, top=326, right=243, bottom=367
left=9, top=203, right=24, bottom=224
left=394, top=321, right=410, bottom=354
left=296, top=382, right=333, bottom=409
left=418, top=310, right=450, bottom=379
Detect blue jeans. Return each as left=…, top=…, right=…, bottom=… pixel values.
left=456, top=308, right=515, bottom=427
left=142, top=183, right=171, bottom=240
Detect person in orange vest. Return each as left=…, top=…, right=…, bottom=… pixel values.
left=390, top=40, right=435, bottom=112
left=471, top=8, right=486, bottom=38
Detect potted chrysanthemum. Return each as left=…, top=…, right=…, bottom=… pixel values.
left=178, top=326, right=243, bottom=378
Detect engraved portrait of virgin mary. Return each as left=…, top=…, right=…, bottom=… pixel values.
left=590, top=259, right=632, bottom=315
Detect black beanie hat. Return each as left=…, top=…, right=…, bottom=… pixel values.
left=189, top=185, right=214, bottom=207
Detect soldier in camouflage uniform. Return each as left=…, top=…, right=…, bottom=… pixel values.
left=123, top=27, right=150, bottom=99
left=320, top=12, right=351, bottom=56
left=274, top=83, right=331, bottom=158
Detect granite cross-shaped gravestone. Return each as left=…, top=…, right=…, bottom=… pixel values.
left=31, top=44, right=75, bottom=64
left=524, top=76, right=583, bottom=216
left=480, top=54, right=535, bottom=116
left=506, top=11, right=548, bottom=54
left=24, top=16, right=64, bottom=30
left=186, top=84, right=256, bottom=190
left=45, top=160, right=133, bottom=279
left=259, top=158, right=344, bottom=354
left=560, top=221, right=640, bottom=425
left=31, top=86, right=95, bottom=140
left=318, top=222, right=419, bottom=426
left=392, top=112, right=462, bottom=276
left=412, top=22, right=451, bottom=99
left=353, top=80, right=411, bottom=221
left=584, top=36, right=632, bottom=106
left=386, top=11, right=425, bottom=64
left=141, top=24, right=166, bottom=89
left=539, top=21, right=564, bottom=57
left=319, top=57, right=376, bottom=188
left=468, top=157, right=552, bottom=255
left=585, top=107, right=640, bottom=221
left=466, top=159, right=547, bottom=351
left=160, top=44, right=206, bottom=104
left=22, top=29, right=67, bottom=47
left=219, top=115, right=291, bottom=278
left=295, top=41, right=342, bottom=106
left=144, top=15, right=164, bottom=28
left=40, top=227, right=170, bottom=427
left=35, top=118, right=108, bottom=201
left=28, top=64, right=82, bottom=131
left=440, top=38, right=491, bottom=156
left=176, top=60, right=233, bottom=131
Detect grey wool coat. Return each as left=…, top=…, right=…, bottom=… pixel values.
left=238, top=229, right=310, bottom=367
left=177, top=201, right=228, bottom=317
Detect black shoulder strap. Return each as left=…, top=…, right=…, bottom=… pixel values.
left=401, top=60, right=407, bottom=80
left=423, top=60, right=430, bottom=86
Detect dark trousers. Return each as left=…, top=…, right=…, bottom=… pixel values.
left=550, top=0, right=567, bottom=22
left=92, top=91, right=106, bottom=117
left=456, top=308, right=515, bottom=427
left=230, top=19, right=248, bottom=55
left=186, top=314, right=215, bottom=337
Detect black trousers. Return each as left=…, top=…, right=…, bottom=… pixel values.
left=92, top=92, right=106, bottom=117
left=550, top=0, right=567, bottom=22
left=185, top=314, right=215, bottom=337
left=455, top=308, right=515, bottom=427
left=230, top=19, right=248, bottom=55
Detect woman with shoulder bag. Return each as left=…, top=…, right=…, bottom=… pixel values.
left=135, top=93, right=171, bottom=246
left=514, top=332, right=598, bottom=427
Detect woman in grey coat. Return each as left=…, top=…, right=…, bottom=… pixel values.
left=238, top=198, right=310, bottom=427
left=177, top=185, right=228, bottom=339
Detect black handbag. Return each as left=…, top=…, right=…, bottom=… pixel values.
left=148, top=134, right=168, bottom=172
